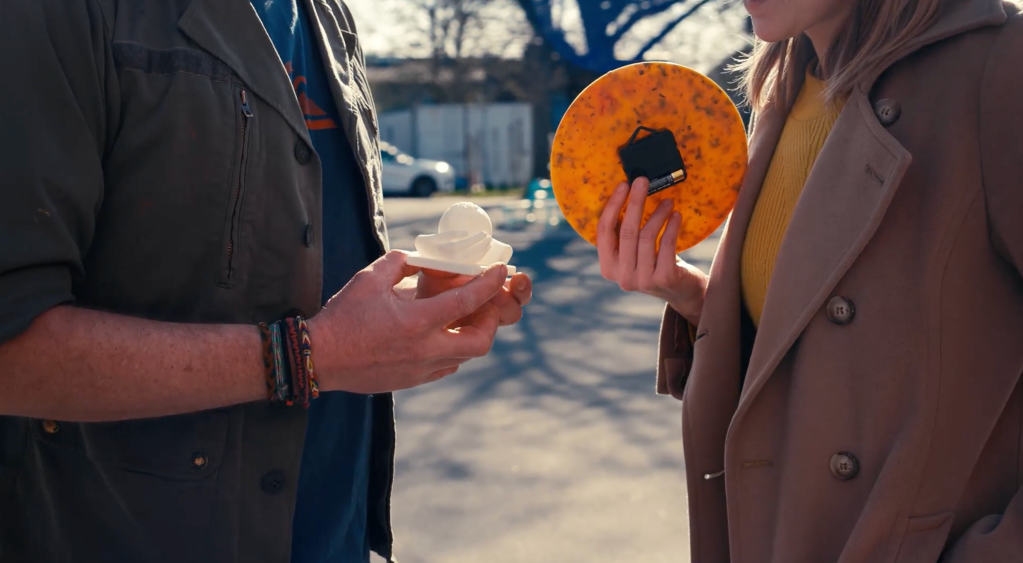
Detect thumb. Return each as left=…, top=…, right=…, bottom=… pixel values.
left=370, top=250, right=422, bottom=285
left=416, top=263, right=508, bottom=326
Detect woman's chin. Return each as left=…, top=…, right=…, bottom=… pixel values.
left=750, top=19, right=801, bottom=43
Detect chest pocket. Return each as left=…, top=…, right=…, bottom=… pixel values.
left=96, top=42, right=253, bottom=306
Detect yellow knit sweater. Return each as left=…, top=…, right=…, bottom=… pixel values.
left=741, top=71, right=845, bottom=327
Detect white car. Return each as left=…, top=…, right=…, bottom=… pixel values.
left=379, top=141, right=456, bottom=197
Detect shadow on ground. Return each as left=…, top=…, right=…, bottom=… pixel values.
left=378, top=202, right=719, bottom=563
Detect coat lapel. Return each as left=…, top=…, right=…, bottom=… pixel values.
left=692, top=60, right=807, bottom=386
left=726, top=0, right=1006, bottom=423
left=680, top=94, right=792, bottom=469
left=301, top=0, right=363, bottom=165
left=178, top=0, right=311, bottom=146
left=731, top=89, right=912, bottom=419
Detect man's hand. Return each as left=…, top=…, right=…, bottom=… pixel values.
left=416, top=268, right=532, bottom=327
left=309, top=251, right=513, bottom=394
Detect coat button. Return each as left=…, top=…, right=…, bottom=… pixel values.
left=41, top=420, right=61, bottom=434
left=874, top=99, right=901, bottom=126
left=191, top=452, right=209, bottom=470
left=261, top=470, right=286, bottom=494
left=830, top=452, right=860, bottom=480
left=294, top=141, right=312, bottom=165
left=303, top=223, right=314, bottom=247
left=827, top=296, right=855, bottom=325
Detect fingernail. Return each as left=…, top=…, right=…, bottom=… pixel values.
left=517, top=281, right=527, bottom=291
left=658, top=200, right=671, bottom=209
left=616, top=183, right=628, bottom=194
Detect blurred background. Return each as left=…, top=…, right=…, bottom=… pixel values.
left=352, top=0, right=752, bottom=196
left=352, top=2, right=752, bottom=560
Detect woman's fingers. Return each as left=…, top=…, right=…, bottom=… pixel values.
left=654, top=211, right=683, bottom=284
left=617, top=178, right=650, bottom=287
left=636, top=200, right=674, bottom=288
left=597, top=182, right=630, bottom=280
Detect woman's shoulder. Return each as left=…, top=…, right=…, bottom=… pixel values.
left=1000, top=0, right=1023, bottom=32
left=984, top=2, right=1023, bottom=90
left=995, top=0, right=1023, bottom=41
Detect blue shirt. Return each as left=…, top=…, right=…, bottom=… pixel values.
left=249, top=2, right=379, bottom=561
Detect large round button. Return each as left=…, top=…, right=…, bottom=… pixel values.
left=303, top=223, right=314, bottom=248
left=294, top=141, right=312, bottom=165
left=827, top=296, right=855, bottom=325
left=830, top=452, right=860, bottom=480
left=261, top=470, right=286, bottom=494
left=41, top=420, right=61, bottom=434
left=874, top=99, right=901, bottom=127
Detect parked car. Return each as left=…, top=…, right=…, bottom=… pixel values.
left=379, top=141, right=456, bottom=197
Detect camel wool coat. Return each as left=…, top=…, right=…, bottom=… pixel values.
left=656, top=0, right=1023, bottom=561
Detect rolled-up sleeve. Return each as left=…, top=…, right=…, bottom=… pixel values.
left=656, top=305, right=695, bottom=400
left=0, top=0, right=112, bottom=343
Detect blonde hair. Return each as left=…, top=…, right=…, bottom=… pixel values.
left=733, top=0, right=944, bottom=112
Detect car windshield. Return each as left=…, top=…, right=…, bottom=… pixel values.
left=380, top=142, right=414, bottom=165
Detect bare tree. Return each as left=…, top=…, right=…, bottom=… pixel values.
left=515, top=0, right=747, bottom=73
left=375, top=0, right=531, bottom=99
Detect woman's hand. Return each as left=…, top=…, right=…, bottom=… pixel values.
left=597, top=177, right=709, bottom=327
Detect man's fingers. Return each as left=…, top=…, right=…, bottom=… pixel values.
left=370, top=250, right=421, bottom=284
left=421, top=267, right=461, bottom=280
left=416, top=263, right=507, bottom=326
left=417, top=269, right=473, bottom=299
left=617, top=178, right=649, bottom=274
left=424, top=366, right=460, bottom=383
left=597, top=182, right=629, bottom=277
left=656, top=212, right=683, bottom=275
left=432, top=302, right=501, bottom=359
left=489, top=290, right=524, bottom=326
left=637, top=199, right=673, bottom=282
left=506, top=272, right=532, bottom=306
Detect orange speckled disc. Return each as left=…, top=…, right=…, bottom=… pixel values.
left=550, top=62, right=748, bottom=253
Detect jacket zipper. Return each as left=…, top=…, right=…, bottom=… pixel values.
left=225, top=89, right=253, bottom=280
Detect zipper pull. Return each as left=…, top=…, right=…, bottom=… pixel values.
left=240, top=89, right=254, bottom=118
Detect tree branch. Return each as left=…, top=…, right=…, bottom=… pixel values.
left=634, top=0, right=715, bottom=59
left=609, top=2, right=679, bottom=42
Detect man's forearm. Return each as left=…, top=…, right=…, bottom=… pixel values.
left=0, top=305, right=267, bottom=422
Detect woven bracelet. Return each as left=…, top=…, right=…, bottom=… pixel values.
left=269, top=321, right=289, bottom=403
left=296, top=317, right=319, bottom=400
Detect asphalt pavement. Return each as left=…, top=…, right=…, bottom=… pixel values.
left=372, top=194, right=722, bottom=563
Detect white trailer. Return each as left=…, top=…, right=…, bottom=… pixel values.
left=378, top=103, right=534, bottom=189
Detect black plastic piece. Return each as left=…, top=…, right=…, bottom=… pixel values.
left=617, top=126, right=686, bottom=188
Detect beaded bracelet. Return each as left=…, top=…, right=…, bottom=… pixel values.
left=282, top=317, right=306, bottom=408
left=297, top=317, right=319, bottom=400
left=258, top=314, right=318, bottom=408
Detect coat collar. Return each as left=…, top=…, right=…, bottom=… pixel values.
left=714, top=0, right=1008, bottom=432
left=177, top=0, right=359, bottom=147
left=178, top=0, right=311, bottom=144
left=860, top=0, right=1007, bottom=89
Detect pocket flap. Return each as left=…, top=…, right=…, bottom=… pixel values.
left=895, top=511, right=955, bottom=563
left=80, top=410, right=230, bottom=481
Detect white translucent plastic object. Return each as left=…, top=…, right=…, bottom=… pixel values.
left=407, top=202, right=516, bottom=276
